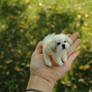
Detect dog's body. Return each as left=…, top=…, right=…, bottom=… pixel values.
left=43, top=33, right=72, bottom=67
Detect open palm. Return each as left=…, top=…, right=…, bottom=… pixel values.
left=30, top=32, right=80, bottom=86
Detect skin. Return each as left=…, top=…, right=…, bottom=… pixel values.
left=27, top=32, right=81, bottom=92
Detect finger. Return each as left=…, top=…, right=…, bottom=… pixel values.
left=70, top=32, right=79, bottom=41
left=34, top=41, right=43, bottom=54
left=53, top=51, right=80, bottom=79
left=54, top=51, right=80, bottom=72
left=49, top=55, right=57, bottom=66
left=67, top=39, right=81, bottom=57
left=66, top=51, right=80, bottom=67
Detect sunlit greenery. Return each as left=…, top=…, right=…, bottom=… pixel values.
left=0, top=0, right=92, bottom=92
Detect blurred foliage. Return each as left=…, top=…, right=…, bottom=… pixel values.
left=0, top=0, right=92, bottom=92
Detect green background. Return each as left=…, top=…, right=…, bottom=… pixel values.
left=0, top=0, right=92, bottom=92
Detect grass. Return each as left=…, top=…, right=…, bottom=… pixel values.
left=0, top=0, right=92, bottom=92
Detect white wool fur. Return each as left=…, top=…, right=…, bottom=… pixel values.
left=42, top=33, right=72, bottom=67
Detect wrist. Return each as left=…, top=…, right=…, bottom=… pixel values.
left=27, top=75, right=54, bottom=92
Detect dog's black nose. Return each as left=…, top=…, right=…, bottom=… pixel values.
left=62, top=44, right=65, bottom=49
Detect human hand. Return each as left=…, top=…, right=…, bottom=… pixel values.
left=27, top=32, right=81, bottom=92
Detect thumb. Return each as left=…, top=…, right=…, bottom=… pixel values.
left=34, top=41, right=43, bottom=54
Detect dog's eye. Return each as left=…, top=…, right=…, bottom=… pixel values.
left=57, top=42, right=61, bottom=45
left=64, top=41, right=67, bottom=43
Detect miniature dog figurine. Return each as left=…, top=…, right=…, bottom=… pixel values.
left=43, top=33, right=72, bottom=67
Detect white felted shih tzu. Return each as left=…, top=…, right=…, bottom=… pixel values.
left=42, top=33, right=72, bottom=67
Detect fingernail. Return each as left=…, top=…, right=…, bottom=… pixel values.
left=77, top=39, right=81, bottom=42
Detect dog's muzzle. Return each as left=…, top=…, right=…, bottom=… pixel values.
left=62, top=44, right=65, bottom=49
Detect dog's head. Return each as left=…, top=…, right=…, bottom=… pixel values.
left=50, top=34, right=72, bottom=52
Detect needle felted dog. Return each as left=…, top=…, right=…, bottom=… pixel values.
left=43, top=33, right=72, bottom=67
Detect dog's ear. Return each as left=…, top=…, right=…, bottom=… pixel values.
left=66, top=37, right=72, bottom=45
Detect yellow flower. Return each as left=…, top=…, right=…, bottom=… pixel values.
left=79, top=65, right=90, bottom=70
left=66, top=82, right=71, bottom=86
left=14, top=66, right=21, bottom=71
left=85, top=14, right=89, bottom=18
left=78, top=79, right=84, bottom=82
left=26, top=64, right=30, bottom=67
left=89, top=89, right=92, bottom=92
left=6, top=60, right=12, bottom=64
left=88, top=60, right=92, bottom=64
left=76, top=22, right=80, bottom=27
left=84, top=22, right=88, bottom=27
left=88, top=32, right=92, bottom=36
left=89, top=80, right=92, bottom=84
left=28, top=6, right=32, bottom=9
left=81, top=26, right=85, bottom=30
left=73, top=84, right=77, bottom=88
left=69, top=24, right=72, bottom=27
left=26, top=0, right=30, bottom=3
left=55, top=7, right=59, bottom=11
left=78, top=7, right=82, bottom=10
left=39, top=3, right=42, bottom=6
left=77, top=15, right=81, bottom=19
